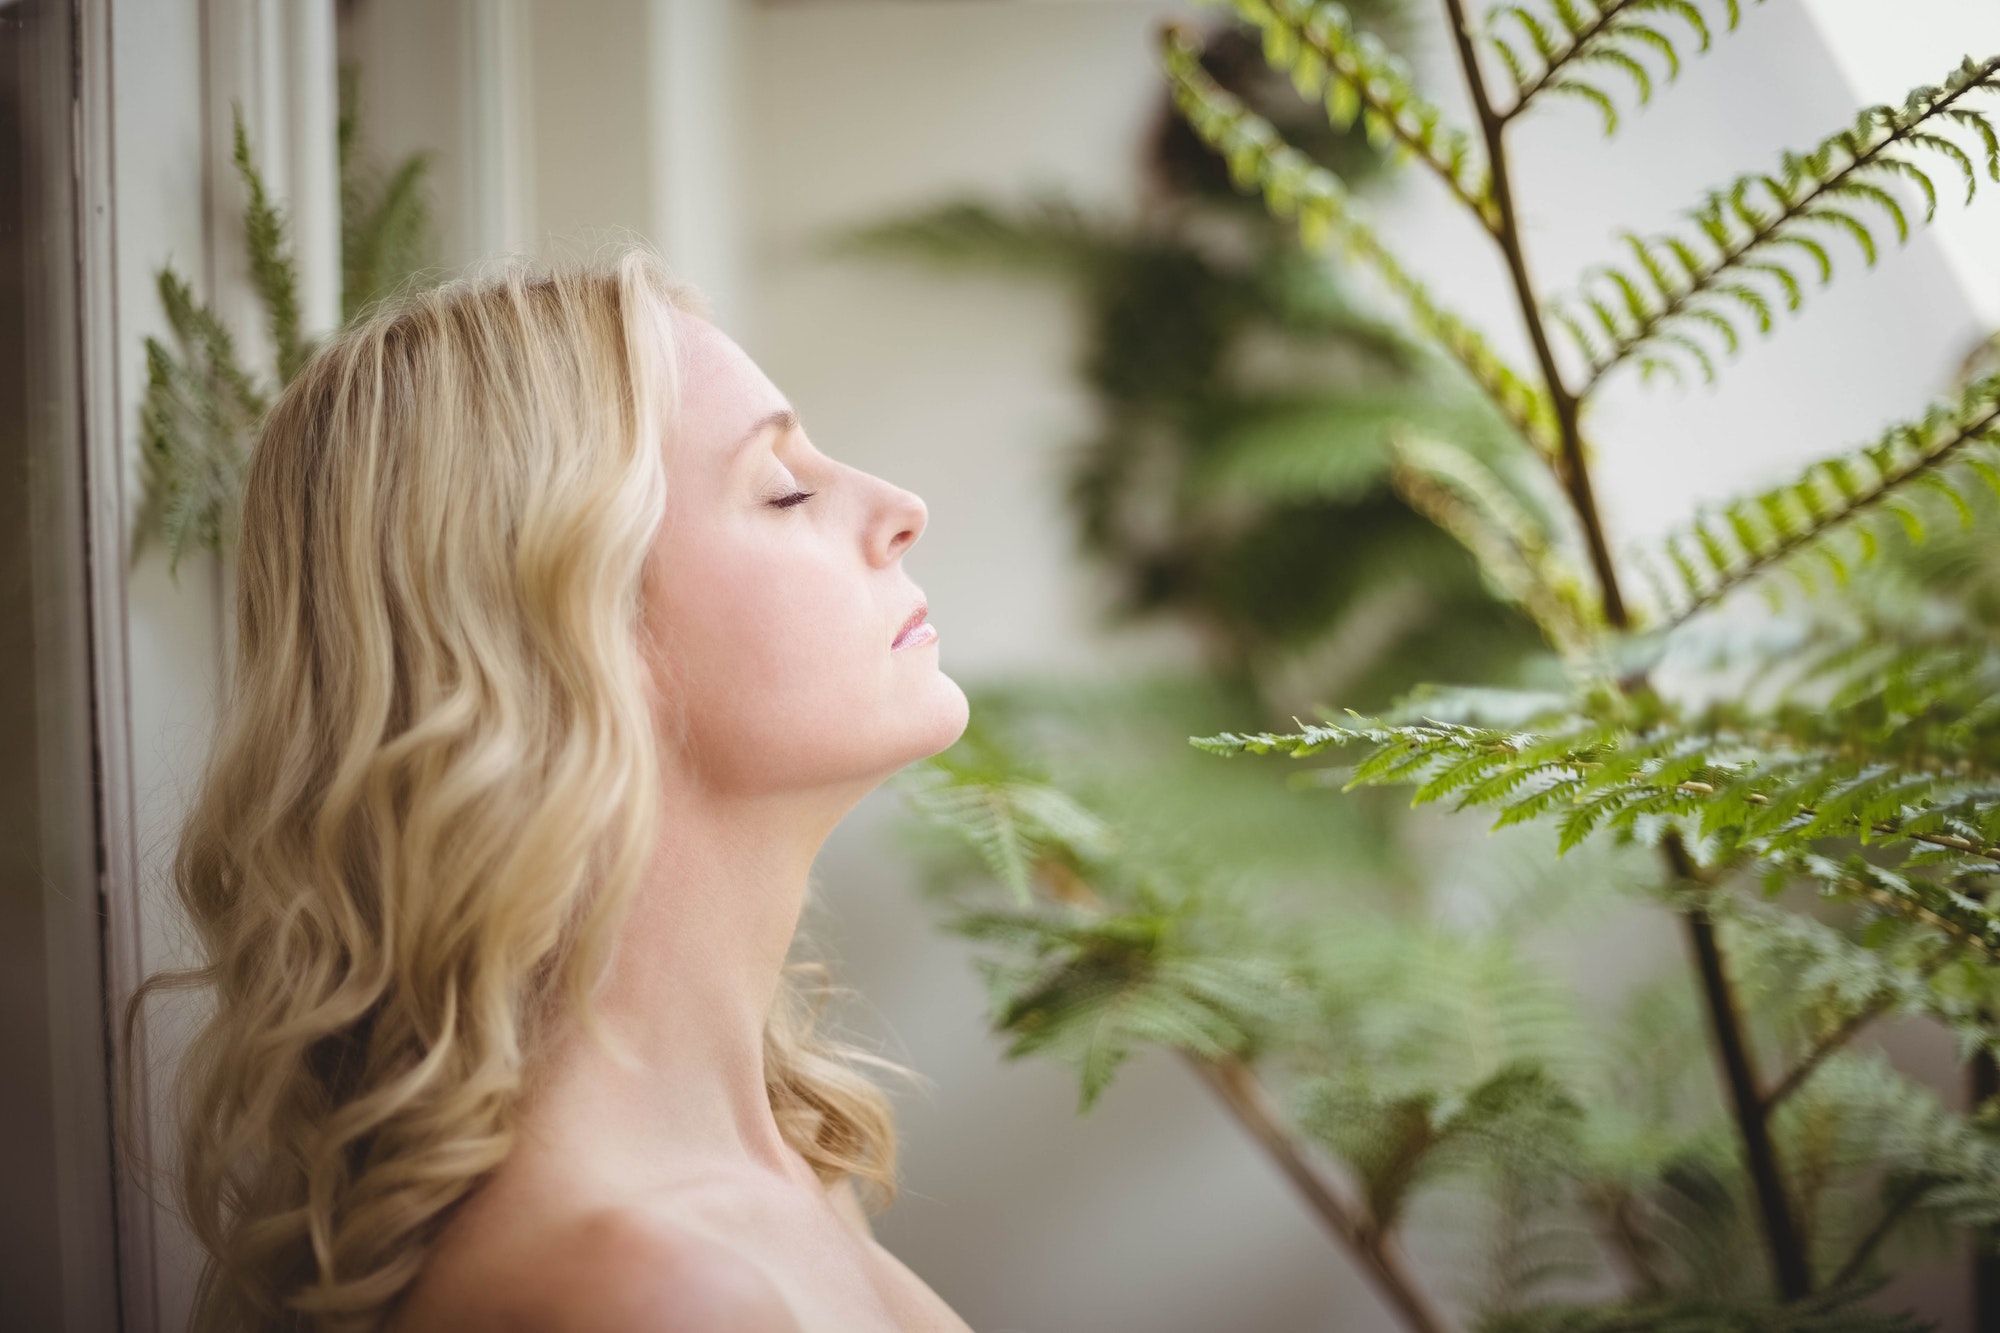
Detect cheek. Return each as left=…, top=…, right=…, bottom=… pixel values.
left=650, top=529, right=876, bottom=761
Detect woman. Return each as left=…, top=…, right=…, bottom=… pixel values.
left=132, top=250, right=976, bottom=1331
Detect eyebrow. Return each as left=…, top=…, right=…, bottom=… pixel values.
left=731, top=408, right=799, bottom=459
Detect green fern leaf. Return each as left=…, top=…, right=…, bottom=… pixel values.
left=230, top=103, right=306, bottom=384
left=1493, top=0, right=1753, bottom=129
left=1564, top=55, right=2000, bottom=395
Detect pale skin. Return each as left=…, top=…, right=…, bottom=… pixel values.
left=392, top=309, right=975, bottom=1332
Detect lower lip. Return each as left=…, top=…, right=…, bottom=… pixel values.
left=892, top=622, right=938, bottom=651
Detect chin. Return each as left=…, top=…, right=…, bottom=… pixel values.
left=905, top=671, right=971, bottom=760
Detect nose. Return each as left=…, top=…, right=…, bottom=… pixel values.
left=870, top=480, right=927, bottom=567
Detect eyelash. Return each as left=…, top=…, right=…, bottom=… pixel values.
left=768, top=489, right=816, bottom=510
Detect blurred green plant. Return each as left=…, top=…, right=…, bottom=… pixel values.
left=887, top=1, right=2000, bottom=1328
left=838, top=14, right=1558, bottom=716
left=134, top=69, right=437, bottom=568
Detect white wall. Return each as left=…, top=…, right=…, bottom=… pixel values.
left=114, top=0, right=229, bottom=1322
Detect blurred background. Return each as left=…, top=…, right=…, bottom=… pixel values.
left=6, top=0, right=2000, bottom=1330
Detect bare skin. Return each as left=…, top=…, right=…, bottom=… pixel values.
left=391, top=309, right=974, bottom=1332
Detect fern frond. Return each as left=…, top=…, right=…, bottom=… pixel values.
left=1299, top=1061, right=1583, bottom=1229
left=1717, top=894, right=1985, bottom=1096
left=1650, top=371, right=2000, bottom=625
left=1162, top=25, right=1559, bottom=457
left=1491, top=0, right=1758, bottom=131
left=1220, top=0, right=1496, bottom=225
left=967, top=902, right=1290, bottom=1108
left=828, top=196, right=1103, bottom=274
left=1553, top=55, right=2000, bottom=393
left=343, top=155, right=433, bottom=319
left=132, top=266, right=267, bottom=569
left=337, top=63, right=439, bottom=322
left=900, top=757, right=1121, bottom=906
left=230, top=103, right=306, bottom=383
left=1192, top=708, right=2000, bottom=950
left=1389, top=431, right=1599, bottom=652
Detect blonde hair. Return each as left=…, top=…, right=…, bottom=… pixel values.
left=126, top=250, right=909, bottom=1331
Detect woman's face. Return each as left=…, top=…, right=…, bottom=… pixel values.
left=642, top=310, right=970, bottom=798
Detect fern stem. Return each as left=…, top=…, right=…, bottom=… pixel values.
left=1974, top=1049, right=2000, bottom=1327
left=1763, top=942, right=1959, bottom=1113
left=1440, top=0, right=1628, bottom=629
left=1576, top=55, right=2000, bottom=398
left=1187, top=1054, right=1457, bottom=1333
left=1828, top=1177, right=1928, bottom=1290
left=1761, top=991, right=1897, bottom=1114
left=1441, top=3, right=1819, bottom=1291
left=1847, top=879, right=2000, bottom=961
left=1672, top=838, right=1815, bottom=1300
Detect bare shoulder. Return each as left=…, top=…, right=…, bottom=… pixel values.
left=539, top=1207, right=804, bottom=1333
left=407, top=1203, right=804, bottom=1333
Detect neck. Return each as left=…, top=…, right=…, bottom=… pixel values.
left=514, top=773, right=866, bottom=1189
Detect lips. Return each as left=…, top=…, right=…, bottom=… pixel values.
left=891, top=602, right=932, bottom=650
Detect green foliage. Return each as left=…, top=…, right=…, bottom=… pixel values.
left=840, top=94, right=1557, bottom=707
left=902, top=733, right=1299, bottom=1109
left=1163, top=25, right=1560, bottom=456
left=1553, top=55, right=2000, bottom=389
left=953, top=898, right=1294, bottom=1110
left=1645, top=371, right=2000, bottom=623
left=338, top=62, right=438, bottom=321
left=1222, top=0, right=1495, bottom=221
left=135, top=77, right=436, bottom=568
left=1301, top=1062, right=1584, bottom=1230
left=133, top=270, right=266, bottom=566
left=902, top=723, right=1121, bottom=907
left=890, top=0, right=2000, bottom=1322
left=231, top=104, right=307, bottom=384
left=1193, top=699, right=2000, bottom=951
left=1163, top=0, right=2000, bottom=1314
left=1487, top=0, right=1764, bottom=134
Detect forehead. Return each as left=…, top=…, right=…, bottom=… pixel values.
left=669, top=311, right=790, bottom=462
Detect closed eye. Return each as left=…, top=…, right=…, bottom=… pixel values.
left=768, top=489, right=816, bottom=509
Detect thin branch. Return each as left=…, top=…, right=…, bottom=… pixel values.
left=1829, top=1177, right=1929, bottom=1289
left=1443, top=0, right=1809, bottom=1294
left=1440, top=0, right=1628, bottom=628
left=1187, top=1054, right=1458, bottom=1333
left=1974, top=1049, right=2000, bottom=1324
left=1671, top=837, right=1815, bottom=1300
left=1762, top=992, right=1898, bottom=1113
left=1846, top=880, right=2000, bottom=962
left=1038, top=858, right=1456, bottom=1333
left=1763, top=941, right=1961, bottom=1113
